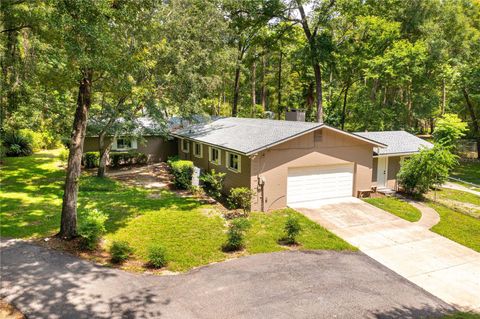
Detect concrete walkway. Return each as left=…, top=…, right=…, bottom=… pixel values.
left=443, top=181, right=480, bottom=197
left=400, top=198, right=440, bottom=229
left=0, top=239, right=452, bottom=319
left=295, top=199, right=480, bottom=312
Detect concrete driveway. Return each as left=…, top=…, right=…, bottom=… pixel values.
left=0, top=239, right=451, bottom=319
left=296, top=198, right=480, bottom=312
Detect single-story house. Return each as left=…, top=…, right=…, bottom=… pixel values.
left=355, top=131, right=433, bottom=190
left=171, top=117, right=389, bottom=211
left=83, top=117, right=177, bottom=162
left=84, top=115, right=432, bottom=211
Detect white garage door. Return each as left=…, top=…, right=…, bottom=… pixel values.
left=287, top=163, right=354, bottom=206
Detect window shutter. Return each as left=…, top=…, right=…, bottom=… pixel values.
left=131, top=139, right=137, bottom=149
left=112, top=138, right=118, bottom=150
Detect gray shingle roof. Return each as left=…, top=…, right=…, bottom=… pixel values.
left=171, top=117, right=324, bottom=155
left=355, top=131, right=433, bottom=155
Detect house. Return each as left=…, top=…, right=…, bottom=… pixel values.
left=83, top=117, right=177, bottom=162
left=355, top=131, right=433, bottom=190
left=171, top=117, right=387, bottom=211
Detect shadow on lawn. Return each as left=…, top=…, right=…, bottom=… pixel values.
left=0, top=240, right=170, bottom=318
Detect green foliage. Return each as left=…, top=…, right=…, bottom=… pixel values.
left=228, top=187, right=255, bottom=212
left=110, top=240, right=133, bottom=264
left=223, top=217, right=251, bottom=252
left=282, top=214, right=302, bottom=244
left=2, top=133, right=33, bottom=157
left=83, top=152, right=100, bottom=168
left=200, top=169, right=226, bottom=198
left=169, top=159, right=194, bottom=189
left=78, top=209, right=108, bottom=250
left=59, top=149, right=70, bottom=162
left=19, top=129, right=60, bottom=151
left=110, top=151, right=148, bottom=167
left=397, top=145, right=458, bottom=194
left=147, top=245, right=168, bottom=268
left=433, top=114, right=468, bottom=150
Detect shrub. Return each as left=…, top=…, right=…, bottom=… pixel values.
left=83, top=152, right=100, bottom=168
left=110, top=240, right=133, bottom=264
left=59, top=148, right=69, bottom=162
left=170, top=159, right=194, bottom=189
left=167, top=155, right=179, bottom=166
left=109, top=151, right=148, bottom=167
left=78, top=209, right=108, bottom=250
left=433, top=113, right=468, bottom=151
left=397, top=145, right=458, bottom=195
left=2, top=133, right=33, bottom=157
left=222, top=217, right=251, bottom=252
left=147, top=245, right=168, bottom=268
left=283, top=214, right=302, bottom=245
left=200, top=169, right=226, bottom=198
left=228, top=187, right=255, bottom=212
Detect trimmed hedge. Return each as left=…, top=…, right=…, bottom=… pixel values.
left=228, top=187, right=255, bottom=212
left=169, top=159, right=194, bottom=189
left=110, top=151, right=148, bottom=167
left=84, top=152, right=100, bottom=168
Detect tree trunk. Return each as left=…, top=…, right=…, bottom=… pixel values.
left=251, top=53, right=256, bottom=117
left=277, top=50, right=283, bottom=119
left=305, top=82, right=314, bottom=120
left=58, top=69, right=93, bottom=239
left=232, top=42, right=244, bottom=117
left=463, top=88, right=480, bottom=159
left=313, top=63, right=323, bottom=123
left=441, top=78, right=446, bottom=115
left=341, top=83, right=350, bottom=130
left=261, top=54, right=266, bottom=112
left=97, top=131, right=113, bottom=178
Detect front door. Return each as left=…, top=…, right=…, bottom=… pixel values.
left=377, top=157, right=388, bottom=188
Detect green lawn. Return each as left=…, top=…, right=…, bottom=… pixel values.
left=426, top=188, right=480, bottom=219
left=1, top=149, right=354, bottom=272
left=363, top=197, right=422, bottom=222
left=452, top=161, right=480, bottom=186
left=429, top=202, right=480, bottom=252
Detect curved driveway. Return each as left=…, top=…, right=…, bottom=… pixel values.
left=0, top=239, right=451, bottom=319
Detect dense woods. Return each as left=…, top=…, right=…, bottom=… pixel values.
left=1, top=0, right=479, bottom=237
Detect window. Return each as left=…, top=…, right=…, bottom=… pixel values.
left=227, top=152, right=241, bottom=172
left=116, top=138, right=132, bottom=150
left=193, top=142, right=203, bottom=158
left=181, top=139, right=190, bottom=153
left=209, top=147, right=221, bottom=165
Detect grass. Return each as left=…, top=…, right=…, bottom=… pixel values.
left=442, top=312, right=480, bottom=319
left=426, top=188, right=480, bottom=219
left=363, top=197, right=422, bottom=222
left=452, top=161, right=480, bottom=186
left=1, top=149, right=354, bottom=272
left=429, top=202, right=480, bottom=252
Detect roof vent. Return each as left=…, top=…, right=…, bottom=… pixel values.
left=286, top=109, right=305, bottom=122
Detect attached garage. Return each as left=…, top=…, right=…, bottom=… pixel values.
left=287, top=163, right=354, bottom=207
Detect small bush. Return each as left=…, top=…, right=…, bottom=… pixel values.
left=59, top=148, right=69, bottom=162
left=170, top=159, right=194, bottom=189
left=200, top=169, right=226, bottom=198
left=110, top=151, right=148, bottom=167
left=147, top=245, right=168, bottom=268
left=110, top=240, right=133, bottom=264
left=228, top=187, right=255, bottom=212
left=167, top=155, right=179, bottom=166
left=18, top=129, right=60, bottom=151
left=282, top=214, right=302, bottom=245
left=2, top=133, right=33, bottom=157
left=78, top=209, right=108, bottom=250
left=222, top=217, right=251, bottom=252
left=83, top=151, right=100, bottom=168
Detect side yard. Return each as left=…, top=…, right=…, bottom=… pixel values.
left=0, top=150, right=354, bottom=272
left=451, top=161, right=480, bottom=191
left=365, top=188, right=480, bottom=253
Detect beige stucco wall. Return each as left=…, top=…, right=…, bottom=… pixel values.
left=83, top=136, right=177, bottom=162
left=250, top=128, right=374, bottom=211
left=177, top=140, right=251, bottom=193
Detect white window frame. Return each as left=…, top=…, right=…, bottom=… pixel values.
left=209, top=147, right=221, bottom=165
left=113, top=137, right=137, bottom=151
left=181, top=139, right=190, bottom=153
left=193, top=142, right=203, bottom=158
left=226, top=151, right=241, bottom=173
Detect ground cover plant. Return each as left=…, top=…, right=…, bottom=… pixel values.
left=1, top=150, right=355, bottom=272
